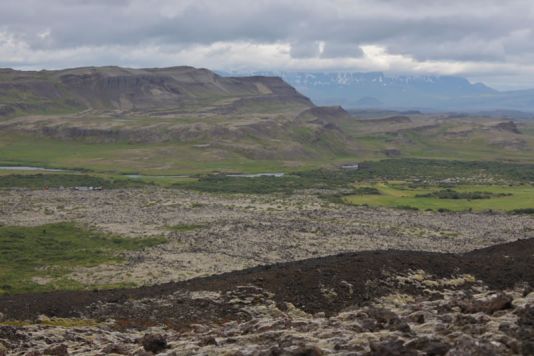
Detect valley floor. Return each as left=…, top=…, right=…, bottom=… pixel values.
left=0, top=188, right=533, bottom=290
left=0, top=187, right=533, bottom=355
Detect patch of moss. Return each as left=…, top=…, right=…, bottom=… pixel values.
left=0, top=222, right=166, bottom=295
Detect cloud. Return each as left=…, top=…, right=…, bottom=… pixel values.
left=290, top=41, right=322, bottom=58
left=0, top=0, right=533, bottom=89
left=321, top=42, right=364, bottom=59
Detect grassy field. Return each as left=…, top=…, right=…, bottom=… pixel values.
left=0, top=133, right=352, bottom=175
left=1, top=158, right=533, bottom=193
left=344, top=182, right=534, bottom=212
left=2, top=117, right=533, bottom=175
left=342, top=118, right=534, bottom=163
left=0, top=223, right=166, bottom=295
left=184, top=159, right=534, bottom=194
left=0, top=173, right=149, bottom=189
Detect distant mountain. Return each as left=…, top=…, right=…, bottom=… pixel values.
left=220, top=71, right=534, bottom=112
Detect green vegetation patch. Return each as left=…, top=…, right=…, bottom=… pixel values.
left=184, top=169, right=370, bottom=194
left=185, top=175, right=307, bottom=194
left=344, top=183, right=534, bottom=212
left=0, top=173, right=149, bottom=189
left=352, top=187, right=381, bottom=195
left=415, top=189, right=512, bottom=200
left=351, top=159, right=534, bottom=182
left=511, top=208, right=534, bottom=215
left=0, top=317, right=101, bottom=328
left=0, top=222, right=166, bottom=295
left=184, top=159, right=534, bottom=195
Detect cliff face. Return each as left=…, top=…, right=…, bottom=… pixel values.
left=0, top=66, right=313, bottom=115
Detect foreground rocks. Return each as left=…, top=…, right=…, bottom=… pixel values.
left=1, top=273, right=533, bottom=355
left=1, top=237, right=533, bottom=354
left=1, top=188, right=533, bottom=354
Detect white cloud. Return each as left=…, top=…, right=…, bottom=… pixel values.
left=1, top=0, right=534, bottom=89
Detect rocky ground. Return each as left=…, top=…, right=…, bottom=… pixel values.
left=1, top=237, right=534, bottom=355
left=1, top=187, right=533, bottom=354
left=0, top=188, right=533, bottom=287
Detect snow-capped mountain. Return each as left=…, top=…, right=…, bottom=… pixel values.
left=219, top=71, right=534, bottom=112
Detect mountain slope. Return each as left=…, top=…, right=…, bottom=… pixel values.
left=0, top=66, right=533, bottom=174
left=0, top=66, right=363, bottom=172
left=0, top=66, right=313, bottom=116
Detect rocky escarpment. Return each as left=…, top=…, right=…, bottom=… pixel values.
left=0, top=66, right=341, bottom=155
left=0, top=66, right=313, bottom=115
left=492, top=121, right=521, bottom=134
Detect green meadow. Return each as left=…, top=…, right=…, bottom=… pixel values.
left=0, top=222, right=166, bottom=295
left=344, top=182, right=534, bottom=212
left=0, top=133, right=351, bottom=175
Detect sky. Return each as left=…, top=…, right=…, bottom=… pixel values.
left=1, top=0, right=534, bottom=90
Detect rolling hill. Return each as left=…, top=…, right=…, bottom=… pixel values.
left=0, top=66, right=359, bottom=172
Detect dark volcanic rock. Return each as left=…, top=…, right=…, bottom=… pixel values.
left=404, top=337, right=450, bottom=355
left=290, top=345, right=324, bottom=356
left=457, top=293, right=513, bottom=314
left=518, top=305, right=534, bottom=355
left=369, top=338, right=416, bottom=356
left=43, top=344, right=69, bottom=355
left=140, top=333, right=167, bottom=353
left=447, top=336, right=504, bottom=355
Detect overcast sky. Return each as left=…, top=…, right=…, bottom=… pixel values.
left=1, top=0, right=534, bottom=90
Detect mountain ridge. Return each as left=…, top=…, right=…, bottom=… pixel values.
left=220, top=70, right=534, bottom=112
left=0, top=66, right=358, bottom=164
left=0, top=66, right=313, bottom=116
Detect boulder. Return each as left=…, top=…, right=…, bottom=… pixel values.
left=458, top=293, right=512, bottom=314
left=44, top=344, right=69, bottom=356
left=140, top=334, right=167, bottom=354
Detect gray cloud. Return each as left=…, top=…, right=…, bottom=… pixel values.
left=321, top=42, right=364, bottom=59
left=0, top=0, right=533, bottom=89
left=290, top=41, right=321, bottom=58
